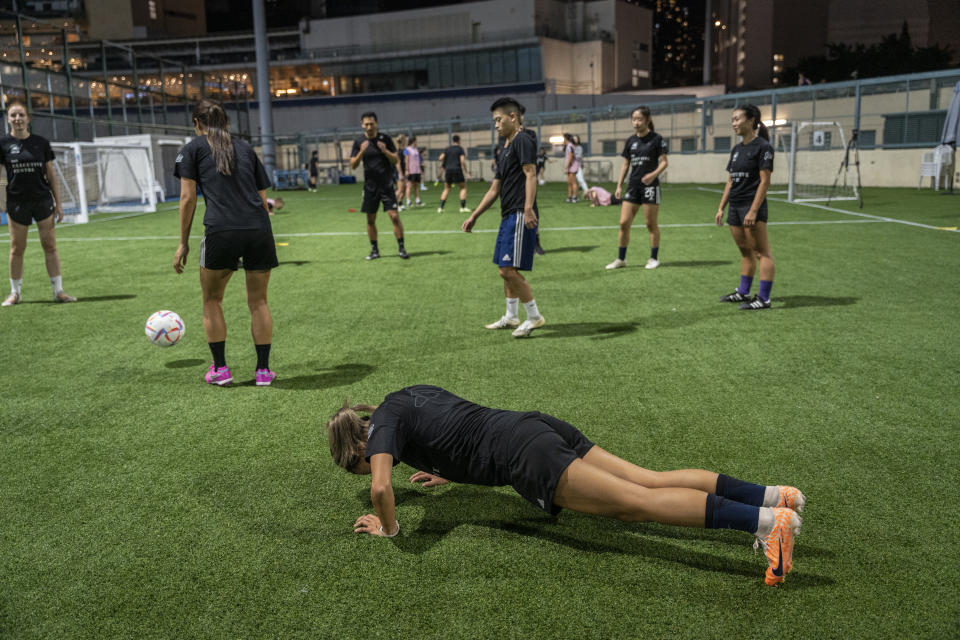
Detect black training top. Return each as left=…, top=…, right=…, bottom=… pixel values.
left=351, top=133, right=396, bottom=185
left=442, top=145, right=465, bottom=171
left=174, top=136, right=272, bottom=234
left=621, top=132, right=668, bottom=188
left=365, top=385, right=539, bottom=486
left=0, top=134, right=55, bottom=203
left=726, top=136, right=774, bottom=204
left=495, top=129, right=539, bottom=217
left=309, top=156, right=320, bottom=175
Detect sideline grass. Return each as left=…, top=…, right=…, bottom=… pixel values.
left=1, top=183, right=958, bottom=638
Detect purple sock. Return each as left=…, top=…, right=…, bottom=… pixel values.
left=758, top=280, right=773, bottom=302
left=705, top=494, right=760, bottom=534
left=738, top=275, right=753, bottom=295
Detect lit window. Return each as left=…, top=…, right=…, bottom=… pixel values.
left=148, top=0, right=157, bottom=20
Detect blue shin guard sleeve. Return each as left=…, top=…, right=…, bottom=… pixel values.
left=715, top=473, right=766, bottom=506
left=705, top=494, right=760, bottom=534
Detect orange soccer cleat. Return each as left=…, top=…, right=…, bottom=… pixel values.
left=775, top=486, right=807, bottom=513
left=755, top=507, right=802, bottom=586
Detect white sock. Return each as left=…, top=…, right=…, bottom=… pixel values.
left=50, top=275, right=63, bottom=295
left=755, top=507, right=775, bottom=538
left=505, top=297, right=519, bottom=319
left=762, top=485, right=781, bottom=507
left=10, top=278, right=22, bottom=295
left=523, top=299, right=540, bottom=320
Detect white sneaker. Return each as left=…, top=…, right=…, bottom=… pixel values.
left=486, top=315, right=521, bottom=330
left=2, top=292, right=21, bottom=307
left=645, top=258, right=660, bottom=269
left=459, top=207, right=471, bottom=213
left=605, top=258, right=626, bottom=270
left=398, top=204, right=406, bottom=212
left=538, top=179, right=545, bottom=186
left=437, top=207, right=444, bottom=213
left=512, top=315, right=545, bottom=338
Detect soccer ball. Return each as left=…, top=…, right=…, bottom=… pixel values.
left=145, top=310, right=185, bottom=347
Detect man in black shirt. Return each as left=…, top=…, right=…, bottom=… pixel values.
left=349, top=112, right=408, bottom=260
left=326, top=385, right=807, bottom=587
left=437, top=134, right=470, bottom=213
left=308, top=150, right=319, bottom=193
left=462, top=98, right=545, bottom=338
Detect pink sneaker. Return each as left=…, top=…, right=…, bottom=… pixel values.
left=205, top=363, right=233, bottom=386
left=255, top=369, right=276, bottom=386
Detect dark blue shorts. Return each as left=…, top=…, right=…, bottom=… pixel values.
left=727, top=201, right=769, bottom=226
left=493, top=211, right=537, bottom=271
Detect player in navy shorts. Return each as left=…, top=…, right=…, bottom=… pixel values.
left=327, top=385, right=807, bottom=586
left=462, top=98, right=545, bottom=338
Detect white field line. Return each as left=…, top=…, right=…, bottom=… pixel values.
left=696, top=187, right=960, bottom=233
left=48, top=218, right=881, bottom=242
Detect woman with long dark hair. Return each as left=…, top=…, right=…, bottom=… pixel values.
left=173, top=99, right=278, bottom=385
left=327, top=385, right=805, bottom=587
left=714, top=104, right=776, bottom=310
left=1, top=100, right=76, bottom=306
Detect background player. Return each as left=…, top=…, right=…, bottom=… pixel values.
left=0, top=100, right=76, bottom=306
left=173, top=99, right=277, bottom=386
left=536, top=144, right=549, bottom=185
left=563, top=133, right=579, bottom=203
left=349, top=113, right=409, bottom=260
left=714, top=104, right=775, bottom=310
left=607, top=106, right=668, bottom=271
left=308, top=150, right=319, bottom=193
left=437, top=135, right=470, bottom=213
left=327, top=384, right=805, bottom=587
left=585, top=185, right=621, bottom=207
left=573, top=134, right=589, bottom=193
left=462, top=97, right=544, bottom=338
left=393, top=134, right=407, bottom=211
left=403, top=136, right=423, bottom=208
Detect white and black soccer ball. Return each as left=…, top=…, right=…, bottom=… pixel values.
left=145, top=310, right=185, bottom=347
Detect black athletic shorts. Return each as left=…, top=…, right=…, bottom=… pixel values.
left=361, top=181, right=398, bottom=214
left=407, top=173, right=422, bottom=183
left=507, top=413, right=595, bottom=515
left=200, top=229, right=278, bottom=271
left=622, top=185, right=661, bottom=206
left=445, top=169, right=465, bottom=184
left=6, top=197, right=55, bottom=226
left=727, top=201, right=769, bottom=226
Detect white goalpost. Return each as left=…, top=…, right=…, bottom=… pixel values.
left=51, top=142, right=159, bottom=223
left=771, top=121, right=859, bottom=203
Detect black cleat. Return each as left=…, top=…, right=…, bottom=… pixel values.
left=398, top=247, right=410, bottom=259
left=535, top=243, right=545, bottom=256
left=366, top=249, right=380, bottom=261
left=720, top=290, right=751, bottom=303
left=739, top=295, right=771, bottom=310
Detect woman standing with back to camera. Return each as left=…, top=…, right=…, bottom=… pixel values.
left=1, top=100, right=76, bottom=306
left=714, top=104, right=775, bottom=310
left=173, top=99, right=278, bottom=386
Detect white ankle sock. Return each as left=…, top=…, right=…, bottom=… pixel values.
left=755, top=507, right=775, bottom=538
left=50, top=275, right=63, bottom=295
left=523, top=299, right=540, bottom=320
left=10, top=278, right=22, bottom=295
left=762, top=485, right=781, bottom=507
left=505, top=297, right=519, bottom=319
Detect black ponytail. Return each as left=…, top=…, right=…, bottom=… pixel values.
left=192, top=99, right=235, bottom=175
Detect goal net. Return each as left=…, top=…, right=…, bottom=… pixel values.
left=51, top=142, right=158, bottom=223
left=771, top=121, right=858, bottom=203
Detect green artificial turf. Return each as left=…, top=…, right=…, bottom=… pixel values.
left=1, top=183, right=958, bottom=639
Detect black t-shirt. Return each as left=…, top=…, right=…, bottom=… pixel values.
left=442, top=145, right=465, bottom=171
left=622, top=132, right=668, bottom=187
left=494, top=129, right=539, bottom=217
left=174, top=136, right=272, bottom=234
left=726, top=136, right=774, bottom=204
left=365, top=385, right=539, bottom=486
left=309, top=156, right=319, bottom=175
left=351, top=133, right=396, bottom=185
left=0, top=134, right=55, bottom=203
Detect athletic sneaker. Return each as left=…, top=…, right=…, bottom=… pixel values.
left=366, top=249, right=380, bottom=261
left=534, top=243, right=545, bottom=256
left=459, top=207, right=471, bottom=213
left=564, top=197, right=572, bottom=203
left=205, top=364, right=233, bottom=386
left=53, top=291, right=77, bottom=303
left=437, top=207, right=444, bottom=213
left=605, top=258, right=626, bottom=270
left=645, top=258, right=660, bottom=270
left=720, top=290, right=751, bottom=303
left=485, top=315, right=520, bottom=330
left=538, top=179, right=546, bottom=186
left=398, top=204, right=406, bottom=212
left=255, top=369, right=276, bottom=387
left=739, top=295, right=772, bottom=310
left=415, top=200, right=423, bottom=207
left=2, top=292, right=21, bottom=307
left=775, top=486, right=807, bottom=514
left=754, top=507, right=801, bottom=586
left=512, top=315, right=546, bottom=338
left=398, top=247, right=410, bottom=259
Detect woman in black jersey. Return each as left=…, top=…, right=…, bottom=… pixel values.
left=713, top=104, right=775, bottom=310
left=173, top=99, right=278, bottom=386
left=1, top=101, right=76, bottom=306
left=326, top=385, right=806, bottom=586
left=607, top=106, right=668, bottom=271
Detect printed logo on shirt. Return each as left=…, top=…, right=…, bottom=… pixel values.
left=631, top=142, right=638, bottom=150
left=732, top=151, right=740, bottom=163
left=537, top=498, right=545, bottom=509
left=8, top=144, right=21, bottom=155
left=176, top=153, right=183, bottom=163
left=763, top=151, right=773, bottom=161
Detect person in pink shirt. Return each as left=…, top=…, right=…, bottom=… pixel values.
left=564, top=133, right=580, bottom=203
left=404, top=137, right=423, bottom=208
left=585, top=186, right=622, bottom=207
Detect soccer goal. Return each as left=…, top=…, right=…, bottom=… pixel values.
left=771, top=121, right=859, bottom=203
left=51, top=142, right=159, bottom=223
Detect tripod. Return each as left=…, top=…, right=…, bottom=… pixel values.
left=829, top=128, right=863, bottom=208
